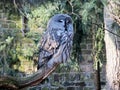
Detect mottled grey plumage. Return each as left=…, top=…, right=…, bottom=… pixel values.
left=38, top=14, right=74, bottom=69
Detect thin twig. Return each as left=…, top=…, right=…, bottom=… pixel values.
left=13, top=0, right=26, bottom=17
left=92, top=22, right=120, bottom=37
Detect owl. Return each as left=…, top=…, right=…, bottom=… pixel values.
left=38, top=14, right=74, bottom=69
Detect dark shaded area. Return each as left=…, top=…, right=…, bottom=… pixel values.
left=72, top=16, right=83, bottom=62
left=63, top=81, right=86, bottom=86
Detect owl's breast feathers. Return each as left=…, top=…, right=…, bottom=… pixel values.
left=38, top=28, right=73, bottom=69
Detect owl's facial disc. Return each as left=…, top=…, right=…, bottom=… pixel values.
left=47, top=14, right=73, bottom=32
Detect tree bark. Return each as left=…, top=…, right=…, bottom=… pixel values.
left=0, top=63, right=59, bottom=89
left=95, top=61, right=101, bottom=90
left=21, top=16, right=29, bottom=36
left=104, top=0, right=120, bottom=90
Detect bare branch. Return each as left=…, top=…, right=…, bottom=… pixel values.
left=0, top=63, right=60, bottom=89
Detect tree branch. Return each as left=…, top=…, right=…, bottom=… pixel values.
left=0, top=63, right=60, bottom=89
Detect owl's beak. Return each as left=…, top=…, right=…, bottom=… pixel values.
left=64, top=18, right=68, bottom=31
left=64, top=25, right=67, bottom=31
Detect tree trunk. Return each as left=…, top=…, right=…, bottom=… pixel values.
left=95, top=61, right=101, bottom=90
left=104, top=0, right=120, bottom=90
left=21, top=15, right=29, bottom=36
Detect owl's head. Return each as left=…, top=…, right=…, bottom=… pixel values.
left=47, top=14, right=73, bottom=32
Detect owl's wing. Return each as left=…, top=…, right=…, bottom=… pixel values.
left=37, top=31, right=60, bottom=69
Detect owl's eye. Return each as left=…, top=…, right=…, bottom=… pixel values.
left=58, top=19, right=64, bottom=23
left=66, top=20, right=70, bottom=24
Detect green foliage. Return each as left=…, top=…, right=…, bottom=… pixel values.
left=27, top=2, right=58, bottom=30
left=0, top=0, right=20, bottom=19
left=20, top=31, right=41, bottom=59
left=81, top=0, right=96, bottom=24
left=80, top=0, right=105, bottom=69
left=0, top=28, right=41, bottom=75
left=81, top=0, right=104, bottom=33
left=93, top=28, right=105, bottom=69
left=0, top=29, right=21, bottom=75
